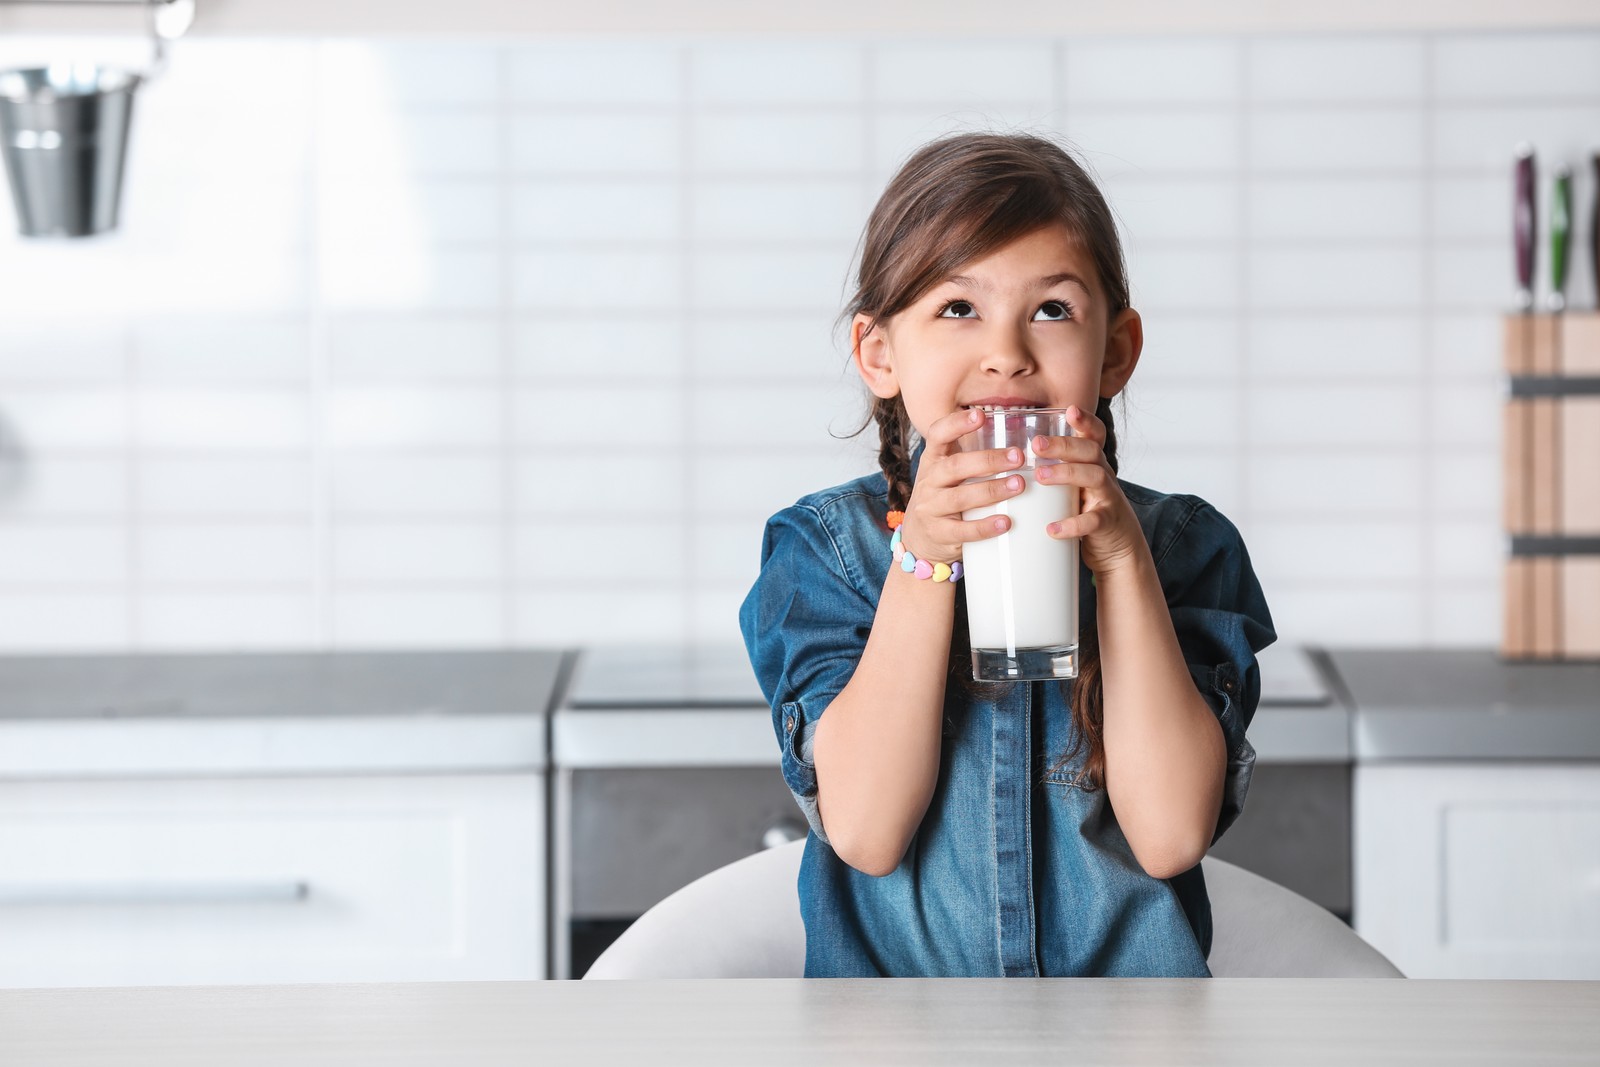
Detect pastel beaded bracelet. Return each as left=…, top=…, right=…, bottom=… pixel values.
left=889, top=527, right=963, bottom=583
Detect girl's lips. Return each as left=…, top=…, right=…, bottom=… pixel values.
left=963, top=397, right=1046, bottom=409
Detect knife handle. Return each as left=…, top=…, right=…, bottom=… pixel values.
left=1514, top=146, right=1536, bottom=310
left=1550, top=166, right=1571, bottom=311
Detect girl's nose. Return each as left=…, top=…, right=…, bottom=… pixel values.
left=978, top=330, right=1034, bottom=376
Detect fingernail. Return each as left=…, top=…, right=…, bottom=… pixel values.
left=1006, top=448, right=1021, bottom=463
left=993, top=517, right=1007, bottom=532
left=1035, top=466, right=1050, bottom=482
left=1067, top=405, right=1080, bottom=419
left=968, top=409, right=981, bottom=424
left=1047, top=522, right=1061, bottom=536
left=1007, top=475, right=1022, bottom=491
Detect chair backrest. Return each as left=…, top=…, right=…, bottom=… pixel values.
left=584, top=839, right=806, bottom=980
left=583, top=841, right=1402, bottom=979
left=1203, top=856, right=1403, bottom=978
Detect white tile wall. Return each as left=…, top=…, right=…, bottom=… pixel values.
left=141, top=458, right=312, bottom=516
left=1064, top=38, right=1241, bottom=105
left=0, top=29, right=1592, bottom=652
left=1247, top=37, right=1426, bottom=102
left=690, top=42, right=863, bottom=105
left=509, top=42, right=681, bottom=106
left=1066, top=110, right=1243, bottom=175
left=509, top=115, right=682, bottom=175
left=694, top=113, right=867, bottom=176
left=871, top=108, right=1065, bottom=180
left=873, top=43, right=1055, bottom=105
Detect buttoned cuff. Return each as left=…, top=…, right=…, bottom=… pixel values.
left=778, top=696, right=830, bottom=846
left=1188, top=660, right=1257, bottom=844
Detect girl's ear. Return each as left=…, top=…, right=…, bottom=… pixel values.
left=1099, top=307, right=1143, bottom=398
left=852, top=313, right=900, bottom=400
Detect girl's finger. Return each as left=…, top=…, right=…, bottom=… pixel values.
left=925, top=406, right=989, bottom=451
left=917, top=476, right=1022, bottom=534
left=1046, top=509, right=1104, bottom=540
left=1031, top=434, right=1102, bottom=463
left=946, top=471, right=1026, bottom=511
left=934, top=445, right=1025, bottom=486
left=1064, top=403, right=1106, bottom=444
left=1035, top=461, right=1109, bottom=489
left=950, top=512, right=1013, bottom=543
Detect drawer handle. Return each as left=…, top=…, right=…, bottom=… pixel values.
left=0, top=880, right=311, bottom=906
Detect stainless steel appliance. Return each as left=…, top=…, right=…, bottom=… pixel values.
left=552, top=643, right=1348, bottom=978
left=0, top=0, right=194, bottom=237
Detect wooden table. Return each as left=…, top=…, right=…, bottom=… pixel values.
left=2, top=978, right=1596, bottom=1065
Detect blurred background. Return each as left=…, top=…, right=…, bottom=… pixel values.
left=0, top=3, right=1594, bottom=653
left=0, top=0, right=1597, bottom=990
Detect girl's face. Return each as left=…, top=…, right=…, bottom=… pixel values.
left=851, top=223, right=1142, bottom=440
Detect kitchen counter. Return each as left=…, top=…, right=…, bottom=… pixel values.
left=556, top=641, right=1350, bottom=765
left=0, top=649, right=568, bottom=777
left=2, top=978, right=1595, bottom=1066
left=8, top=644, right=1592, bottom=776
left=1325, top=647, right=1600, bottom=760
left=0, top=650, right=565, bottom=986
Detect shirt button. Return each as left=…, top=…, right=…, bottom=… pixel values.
left=785, top=715, right=794, bottom=730
left=1223, top=680, right=1235, bottom=693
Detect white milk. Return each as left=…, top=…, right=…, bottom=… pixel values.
left=961, top=477, right=1078, bottom=651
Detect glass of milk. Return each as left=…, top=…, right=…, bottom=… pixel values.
left=959, top=407, right=1079, bottom=682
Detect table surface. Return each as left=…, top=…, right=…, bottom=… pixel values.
left=3, top=979, right=1596, bottom=1066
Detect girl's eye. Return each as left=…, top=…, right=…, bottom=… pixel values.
left=1034, top=301, right=1072, bottom=321
left=937, top=300, right=977, bottom=319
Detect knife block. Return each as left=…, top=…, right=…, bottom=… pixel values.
left=1502, top=312, right=1600, bottom=660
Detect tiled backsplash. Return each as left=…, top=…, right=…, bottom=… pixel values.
left=1, top=31, right=1596, bottom=652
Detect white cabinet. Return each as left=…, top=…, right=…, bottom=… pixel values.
left=1355, top=763, right=1600, bottom=979
left=0, top=774, right=546, bottom=987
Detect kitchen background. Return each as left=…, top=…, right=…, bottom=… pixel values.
left=0, top=23, right=1597, bottom=654
left=1, top=3, right=1598, bottom=989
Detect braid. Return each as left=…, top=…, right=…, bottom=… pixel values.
left=873, top=398, right=915, bottom=513
left=1041, top=393, right=1121, bottom=791
left=1097, top=396, right=1119, bottom=475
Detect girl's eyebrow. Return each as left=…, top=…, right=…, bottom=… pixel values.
left=946, top=272, right=1092, bottom=296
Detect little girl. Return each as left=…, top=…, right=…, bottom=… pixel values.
left=739, top=132, right=1275, bottom=978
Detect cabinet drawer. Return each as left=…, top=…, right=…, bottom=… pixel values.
left=0, top=775, right=545, bottom=987
left=1356, top=763, right=1600, bottom=979
left=565, top=766, right=802, bottom=917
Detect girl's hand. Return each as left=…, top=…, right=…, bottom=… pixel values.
left=1033, top=404, right=1148, bottom=576
left=896, top=407, right=1029, bottom=564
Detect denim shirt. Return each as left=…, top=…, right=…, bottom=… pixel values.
left=738, top=464, right=1276, bottom=978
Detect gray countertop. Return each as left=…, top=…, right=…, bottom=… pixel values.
left=0, top=649, right=568, bottom=721
left=1325, top=647, right=1600, bottom=761
left=0, top=649, right=568, bottom=778
left=4, top=645, right=1595, bottom=776
left=557, top=642, right=1351, bottom=766
left=563, top=642, right=1334, bottom=708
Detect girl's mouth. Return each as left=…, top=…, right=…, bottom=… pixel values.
left=963, top=397, right=1046, bottom=411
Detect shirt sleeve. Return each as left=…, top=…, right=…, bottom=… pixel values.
left=1158, top=502, right=1277, bottom=844
left=738, top=502, right=878, bottom=847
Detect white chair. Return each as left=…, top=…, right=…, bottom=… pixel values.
left=583, top=840, right=1403, bottom=979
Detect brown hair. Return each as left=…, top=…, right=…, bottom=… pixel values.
left=841, top=131, right=1130, bottom=790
